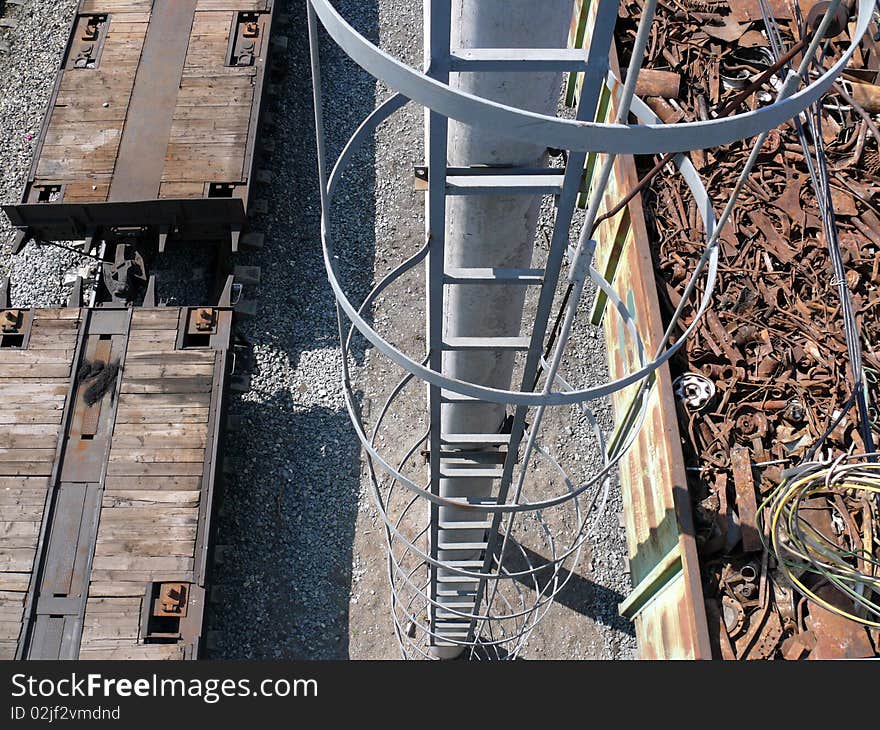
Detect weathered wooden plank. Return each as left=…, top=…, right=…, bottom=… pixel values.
left=123, top=350, right=215, bottom=363
left=30, top=317, right=81, bottom=330
left=0, top=383, right=68, bottom=395
left=0, top=573, right=31, bottom=592
left=120, top=377, right=213, bottom=394
left=108, top=448, right=205, bottom=464
left=161, top=157, right=245, bottom=182
left=31, top=310, right=80, bottom=321
left=0, top=591, right=26, bottom=606
left=0, top=506, right=47, bottom=522
left=102, top=490, right=200, bottom=506
left=125, top=340, right=178, bottom=354
left=0, top=477, right=51, bottom=490
left=79, top=645, right=184, bottom=660
left=0, top=449, right=57, bottom=463
left=130, top=310, right=181, bottom=327
left=0, top=522, right=42, bottom=539
left=106, top=462, right=205, bottom=476
left=195, top=0, right=269, bottom=12
left=63, top=182, right=111, bottom=203
left=80, top=1, right=155, bottom=13
left=88, top=581, right=149, bottom=598
left=118, top=392, right=211, bottom=407
left=102, top=475, right=203, bottom=491
left=95, top=539, right=196, bottom=557
left=0, top=548, right=36, bottom=572
left=0, top=462, right=54, bottom=477
left=179, top=71, right=256, bottom=87
left=0, top=346, right=76, bottom=358
left=21, top=339, right=78, bottom=350
left=96, top=524, right=198, bottom=541
left=0, top=410, right=64, bottom=425
left=0, top=529, right=43, bottom=548
left=114, top=408, right=210, bottom=424
left=0, top=364, right=71, bottom=379
left=127, top=328, right=179, bottom=340
left=98, top=507, right=199, bottom=524
left=0, top=490, right=52, bottom=506
left=80, top=621, right=140, bottom=640
left=121, top=362, right=214, bottom=377
left=158, top=182, right=205, bottom=198
left=110, top=431, right=207, bottom=449
left=0, top=622, right=24, bottom=641
left=89, top=570, right=193, bottom=584
left=0, top=430, right=59, bottom=450
left=91, top=555, right=194, bottom=573
left=174, top=86, right=253, bottom=106
left=85, top=597, right=142, bottom=612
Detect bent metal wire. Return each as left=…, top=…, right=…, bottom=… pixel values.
left=307, top=0, right=870, bottom=659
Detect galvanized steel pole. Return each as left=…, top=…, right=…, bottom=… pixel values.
left=432, top=0, right=575, bottom=658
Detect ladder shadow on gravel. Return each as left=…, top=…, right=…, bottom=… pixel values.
left=205, top=1, right=381, bottom=659
left=504, top=542, right=636, bottom=638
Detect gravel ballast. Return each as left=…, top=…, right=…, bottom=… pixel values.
left=0, top=0, right=635, bottom=660
left=0, top=0, right=89, bottom=306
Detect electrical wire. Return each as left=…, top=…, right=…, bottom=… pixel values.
left=759, top=457, right=880, bottom=627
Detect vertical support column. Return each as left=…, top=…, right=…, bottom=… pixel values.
left=471, top=0, right=623, bottom=640
left=441, top=0, right=573, bottom=435
left=432, top=0, right=574, bottom=658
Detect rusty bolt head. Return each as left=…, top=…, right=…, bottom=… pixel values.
left=735, top=409, right=768, bottom=438
left=1, top=310, right=22, bottom=333
left=193, top=308, right=217, bottom=333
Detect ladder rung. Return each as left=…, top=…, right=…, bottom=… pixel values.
left=439, top=451, right=506, bottom=464
left=439, top=520, right=493, bottom=530
left=443, top=560, right=485, bottom=569
left=448, top=48, right=590, bottom=73
left=439, top=389, right=482, bottom=403
left=443, top=267, right=544, bottom=285
left=445, top=496, right=503, bottom=509
left=439, top=466, right=504, bottom=479
left=436, top=589, right=479, bottom=597
left=441, top=433, right=511, bottom=445
left=437, top=541, right=489, bottom=551
left=433, top=628, right=470, bottom=638
left=436, top=610, right=476, bottom=620
left=441, top=336, right=530, bottom=351
left=446, top=173, right=564, bottom=196
left=436, top=575, right=482, bottom=583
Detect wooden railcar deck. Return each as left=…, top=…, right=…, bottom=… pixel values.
left=0, top=304, right=231, bottom=659
left=3, top=0, right=275, bottom=245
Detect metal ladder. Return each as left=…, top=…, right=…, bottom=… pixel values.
left=423, top=0, right=620, bottom=650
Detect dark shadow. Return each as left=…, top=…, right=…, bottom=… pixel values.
left=207, top=395, right=361, bottom=659
left=207, top=0, right=380, bottom=658
left=505, top=542, right=636, bottom=638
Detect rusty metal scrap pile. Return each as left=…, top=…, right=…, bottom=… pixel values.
left=617, top=0, right=880, bottom=658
